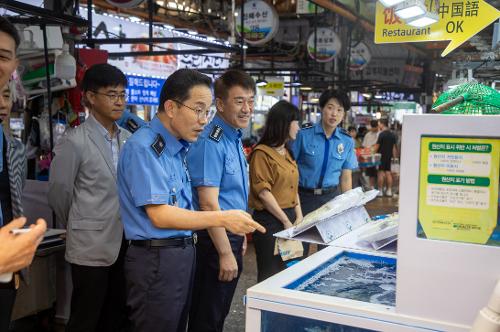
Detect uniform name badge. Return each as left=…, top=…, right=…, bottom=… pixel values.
left=337, top=143, right=344, bottom=155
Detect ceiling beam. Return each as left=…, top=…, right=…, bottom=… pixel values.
left=309, top=0, right=429, bottom=58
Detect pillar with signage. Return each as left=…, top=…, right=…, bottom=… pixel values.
left=397, top=114, right=500, bottom=327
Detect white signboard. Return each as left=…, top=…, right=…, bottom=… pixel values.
left=349, top=41, right=371, bottom=71
left=307, top=28, right=342, bottom=63
left=236, top=0, right=279, bottom=45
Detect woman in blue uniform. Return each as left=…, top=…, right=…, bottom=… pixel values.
left=291, top=89, right=358, bottom=253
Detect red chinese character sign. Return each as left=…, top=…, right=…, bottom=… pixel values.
left=236, top=0, right=279, bottom=46
left=307, top=28, right=342, bottom=63
left=374, top=0, right=500, bottom=56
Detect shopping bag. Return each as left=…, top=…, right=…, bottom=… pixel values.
left=274, top=238, right=304, bottom=261
left=390, top=158, right=400, bottom=174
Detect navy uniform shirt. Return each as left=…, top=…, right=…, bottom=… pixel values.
left=186, top=116, right=248, bottom=239
left=116, top=110, right=147, bottom=134
left=117, top=115, right=192, bottom=240
left=291, top=123, right=358, bottom=189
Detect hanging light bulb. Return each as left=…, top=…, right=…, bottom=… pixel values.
left=55, top=44, right=76, bottom=81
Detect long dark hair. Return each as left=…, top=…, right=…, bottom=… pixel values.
left=258, top=100, right=300, bottom=149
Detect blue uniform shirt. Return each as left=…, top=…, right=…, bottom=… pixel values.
left=186, top=115, right=249, bottom=213
left=291, top=123, right=358, bottom=189
left=116, top=110, right=147, bottom=133
left=118, top=115, right=192, bottom=240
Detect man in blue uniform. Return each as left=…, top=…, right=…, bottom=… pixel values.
left=116, top=109, right=146, bottom=133
left=291, top=89, right=358, bottom=253
left=117, top=69, right=264, bottom=332
left=186, top=70, right=255, bottom=332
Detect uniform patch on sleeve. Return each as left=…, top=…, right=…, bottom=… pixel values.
left=209, top=125, right=223, bottom=142
left=151, top=134, right=166, bottom=157
left=126, top=118, right=139, bottom=133
left=301, top=122, right=313, bottom=129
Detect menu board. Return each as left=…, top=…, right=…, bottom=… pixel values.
left=418, top=136, right=500, bottom=246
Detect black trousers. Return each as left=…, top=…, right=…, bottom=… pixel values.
left=299, top=188, right=340, bottom=254
left=66, top=239, right=128, bottom=332
left=0, top=279, right=16, bottom=332
left=253, top=208, right=296, bottom=283
left=188, top=234, right=243, bottom=332
left=125, top=243, right=196, bottom=332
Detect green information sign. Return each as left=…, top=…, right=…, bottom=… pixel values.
left=418, top=136, right=500, bottom=246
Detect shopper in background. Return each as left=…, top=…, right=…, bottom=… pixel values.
left=348, top=126, right=362, bottom=148
left=362, top=119, right=380, bottom=190
left=291, top=89, right=358, bottom=254
left=117, top=68, right=264, bottom=332
left=374, top=118, right=398, bottom=197
left=0, top=17, right=47, bottom=331
left=249, top=100, right=302, bottom=282
left=186, top=70, right=255, bottom=332
left=48, top=64, right=132, bottom=332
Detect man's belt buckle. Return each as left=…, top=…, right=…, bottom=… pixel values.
left=314, top=188, right=323, bottom=195
left=193, top=233, right=198, bottom=245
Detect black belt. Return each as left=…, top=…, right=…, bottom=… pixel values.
left=299, top=186, right=337, bottom=195
left=130, top=234, right=197, bottom=248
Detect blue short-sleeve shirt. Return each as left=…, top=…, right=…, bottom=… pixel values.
left=118, top=116, right=192, bottom=240
left=116, top=110, right=147, bottom=133
left=186, top=115, right=249, bottom=213
left=291, top=123, right=358, bottom=189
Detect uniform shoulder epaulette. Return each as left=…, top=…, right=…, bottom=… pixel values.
left=301, top=122, right=313, bottom=129
left=151, top=134, right=166, bottom=157
left=209, top=125, right=223, bottom=142
left=126, top=118, right=139, bottom=133
left=339, top=127, right=351, bottom=136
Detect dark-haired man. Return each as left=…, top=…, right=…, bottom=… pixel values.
left=0, top=17, right=47, bottom=331
left=291, top=89, right=358, bottom=253
left=117, top=68, right=264, bottom=332
left=186, top=70, right=255, bottom=332
left=48, top=63, right=131, bottom=332
left=374, top=118, right=398, bottom=197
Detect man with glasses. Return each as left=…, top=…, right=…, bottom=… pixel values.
left=186, top=70, right=256, bottom=332
left=48, top=63, right=131, bottom=332
left=117, top=68, right=264, bottom=332
left=291, top=89, right=358, bottom=254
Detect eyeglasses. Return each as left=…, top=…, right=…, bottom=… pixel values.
left=172, top=99, right=216, bottom=122
left=92, top=91, right=128, bottom=103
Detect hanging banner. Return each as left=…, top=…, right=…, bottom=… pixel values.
left=307, top=28, right=342, bottom=63
left=374, top=0, right=500, bottom=57
left=257, top=78, right=285, bottom=97
left=349, top=41, right=371, bottom=71
left=126, top=74, right=165, bottom=105
left=418, top=136, right=500, bottom=246
left=236, top=0, right=279, bottom=45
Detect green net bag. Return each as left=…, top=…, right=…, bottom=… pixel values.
left=432, top=82, right=500, bottom=115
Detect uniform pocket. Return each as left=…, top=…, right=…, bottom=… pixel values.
left=70, top=220, right=105, bottom=231
left=225, top=156, right=236, bottom=175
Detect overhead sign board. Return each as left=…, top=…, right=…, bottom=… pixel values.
left=374, top=0, right=500, bottom=56
left=126, top=74, right=165, bottom=105
left=236, top=0, right=279, bottom=45
left=257, top=78, right=285, bottom=97
left=307, top=28, right=342, bottom=62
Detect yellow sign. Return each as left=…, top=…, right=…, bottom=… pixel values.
left=418, top=137, right=500, bottom=245
left=257, top=79, right=285, bottom=97
left=375, top=0, right=500, bottom=56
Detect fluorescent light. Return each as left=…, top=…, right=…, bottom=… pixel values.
left=379, top=0, right=406, bottom=7
left=362, top=93, right=372, bottom=99
left=256, top=79, right=268, bottom=87
left=407, top=12, right=438, bottom=27
left=157, top=0, right=164, bottom=5
left=299, top=86, right=312, bottom=91
left=187, top=30, right=198, bottom=35
left=395, top=0, right=426, bottom=19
